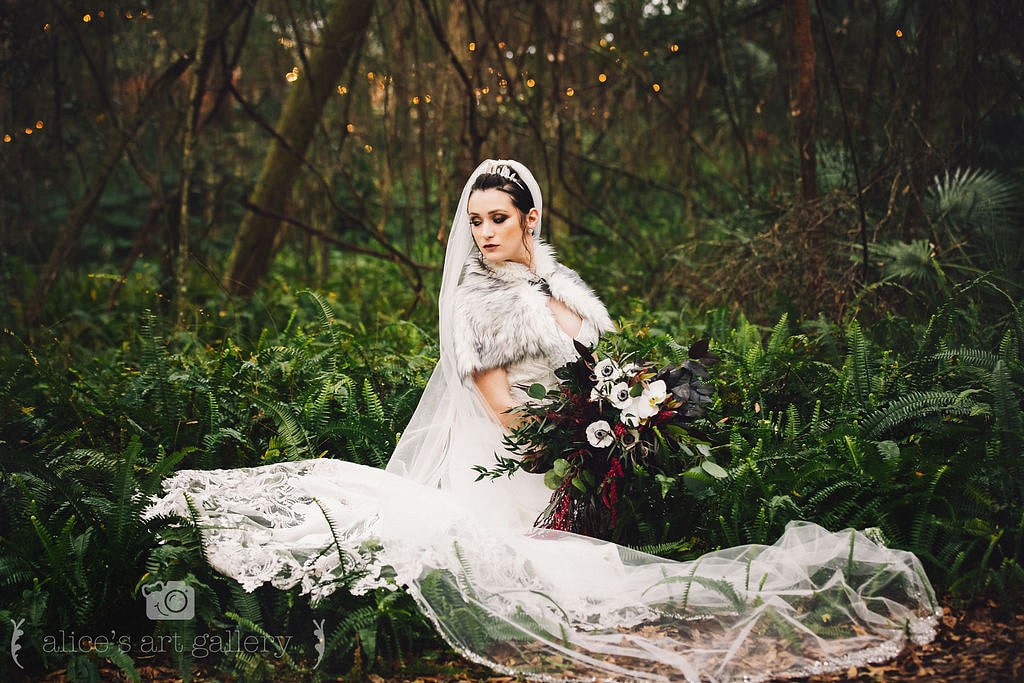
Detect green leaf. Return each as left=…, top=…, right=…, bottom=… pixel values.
left=656, top=473, right=676, bottom=498
left=876, top=440, right=900, bottom=463
left=552, top=458, right=571, bottom=477
left=527, top=383, right=548, bottom=399
left=544, top=469, right=563, bottom=490
left=571, top=476, right=588, bottom=492
left=701, top=460, right=729, bottom=480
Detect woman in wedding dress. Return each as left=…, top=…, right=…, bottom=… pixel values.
left=148, top=160, right=939, bottom=682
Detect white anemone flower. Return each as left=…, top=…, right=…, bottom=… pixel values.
left=609, top=382, right=633, bottom=409
left=633, top=380, right=668, bottom=420
left=585, top=420, right=615, bottom=448
left=593, top=358, right=622, bottom=383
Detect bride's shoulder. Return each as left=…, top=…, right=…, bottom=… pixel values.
left=455, top=256, right=519, bottom=310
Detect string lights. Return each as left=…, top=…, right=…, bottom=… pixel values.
left=8, top=13, right=679, bottom=146
left=7, top=7, right=153, bottom=145
left=3, top=120, right=44, bottom=144
left=454, top=34, right=676, bottom=104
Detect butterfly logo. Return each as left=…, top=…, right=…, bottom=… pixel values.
left=10, top=618, right=25, bottom=669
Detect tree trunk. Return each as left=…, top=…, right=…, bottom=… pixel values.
left=176, top=0, right=250, bottom=324
left=222, top=0, right=374, bottom=297
left=26, top=55, right=192, bottom=333
left=788, top=0, right=817, bottom=201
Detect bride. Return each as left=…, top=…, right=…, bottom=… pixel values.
left=148, top=160, right=939, bottom=682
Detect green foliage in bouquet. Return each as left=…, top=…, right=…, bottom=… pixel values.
left=475, top=335, right=719, bottom=544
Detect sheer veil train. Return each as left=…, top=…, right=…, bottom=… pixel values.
left=147, top=160, right=940, bottom=682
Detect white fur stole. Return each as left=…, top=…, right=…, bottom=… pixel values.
left=452, top=241, right=614, bottom=379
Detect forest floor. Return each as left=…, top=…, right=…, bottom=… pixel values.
left=26, top=599, right=1024, bottom=682
left=790, top=601, right=1024, bottom=682
left=367, top=599, right=1024, bottom=683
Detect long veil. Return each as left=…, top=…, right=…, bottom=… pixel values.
left=384, top=159, right=543, bottom=491
left=148, top=160, right=940, bottom=681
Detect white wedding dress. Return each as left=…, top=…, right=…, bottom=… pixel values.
left=147, top=161, right=939, bottom=681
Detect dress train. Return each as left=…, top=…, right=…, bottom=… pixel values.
left=147, top=458, right=939, bottom=682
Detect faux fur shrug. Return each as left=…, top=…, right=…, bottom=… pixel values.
left=452, top=240, right=614, bottom=379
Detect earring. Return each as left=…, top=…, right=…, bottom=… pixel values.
left=528, top=228, right=534, bottom=235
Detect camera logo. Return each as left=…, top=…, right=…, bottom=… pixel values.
left=142, top=581, right=195, bottom=620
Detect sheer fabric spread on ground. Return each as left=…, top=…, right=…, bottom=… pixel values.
left=148, top=458, right=939, bottom=682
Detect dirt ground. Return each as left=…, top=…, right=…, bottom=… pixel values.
left=795, top=600, right=1024, bottom=683
left=369, top=599, right=1024, bottom=683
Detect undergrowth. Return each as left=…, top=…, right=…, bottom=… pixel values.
left=1, top=283, right=1021, bottom=680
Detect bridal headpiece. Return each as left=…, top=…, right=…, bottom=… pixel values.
left=489, top=163, right=527, bottom=190
left=385, top=159, right=544, bottom=486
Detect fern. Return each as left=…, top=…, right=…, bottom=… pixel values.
left=991, top=360, right=1023, bottom=452
left=907, top=466, right=948, bottom=558
left=224, top=611, right=297, bottom=669
left=252, top=396, right=312, bottom=460
left=362, top=378, right=386, bottom=424
left=860, top=390, right=978, bottom=439
left=843, top=321, right=874, bottom=409
left=94, top=642, right=141, bottom=683
left=299, top=289, right=341, bottom=355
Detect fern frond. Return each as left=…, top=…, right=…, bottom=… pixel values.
left=253, top=397, right=311, bottom=460
left=908, top=465, right=948, bottom=554
left=0, top=555, right=34, bottom=588
left=299, top=289, right=341, bottom=354
left=362, top=379, right=386, bottom=424
left=765, top=314, right=790, bottom=358
left=932, top=347, right=1002, bottom=370
left=93, top=641, right=141, bottom=683
left=861, top=390, right=977, bottom=439
left=323, top=603, right=387, bottom=661
left=843, top=321, right=873, bottom=410
left=225, top=611, right=297, bottom=668
left=227, top=583, right=263, bottom=624
left=991, top=360, right=1023, bottom=459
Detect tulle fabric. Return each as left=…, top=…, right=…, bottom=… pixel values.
left=384, top=159, right=546, bottom=489
left=146, top=160, right=940, bottom=680
left=148, top=458, right=939, bottom=682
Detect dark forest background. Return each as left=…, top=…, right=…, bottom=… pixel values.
left=4, top=0, right=1021, bottom=334
left=2, top=1, right=1023, bottom=680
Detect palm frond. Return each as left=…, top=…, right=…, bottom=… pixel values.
left=926, top=167, right=1023, bottom=235
left=867, top=239, right=941, bottom=286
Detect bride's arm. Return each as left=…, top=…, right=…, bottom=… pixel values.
left=473, top=367, right=519, bottom=429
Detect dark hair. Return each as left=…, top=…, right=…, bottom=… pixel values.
left=470, top=167, right=535, bottom=216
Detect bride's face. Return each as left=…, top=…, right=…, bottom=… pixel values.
left=468, top=189, right=538, bottom=267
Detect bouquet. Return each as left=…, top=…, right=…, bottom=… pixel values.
left=475, top=336, right=718, bottom=541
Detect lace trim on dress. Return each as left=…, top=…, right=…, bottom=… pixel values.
left=148, top=459, right=940, bottom=682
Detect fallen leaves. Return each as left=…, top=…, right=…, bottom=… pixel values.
left=796, top=599, right=1024, bottom=683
